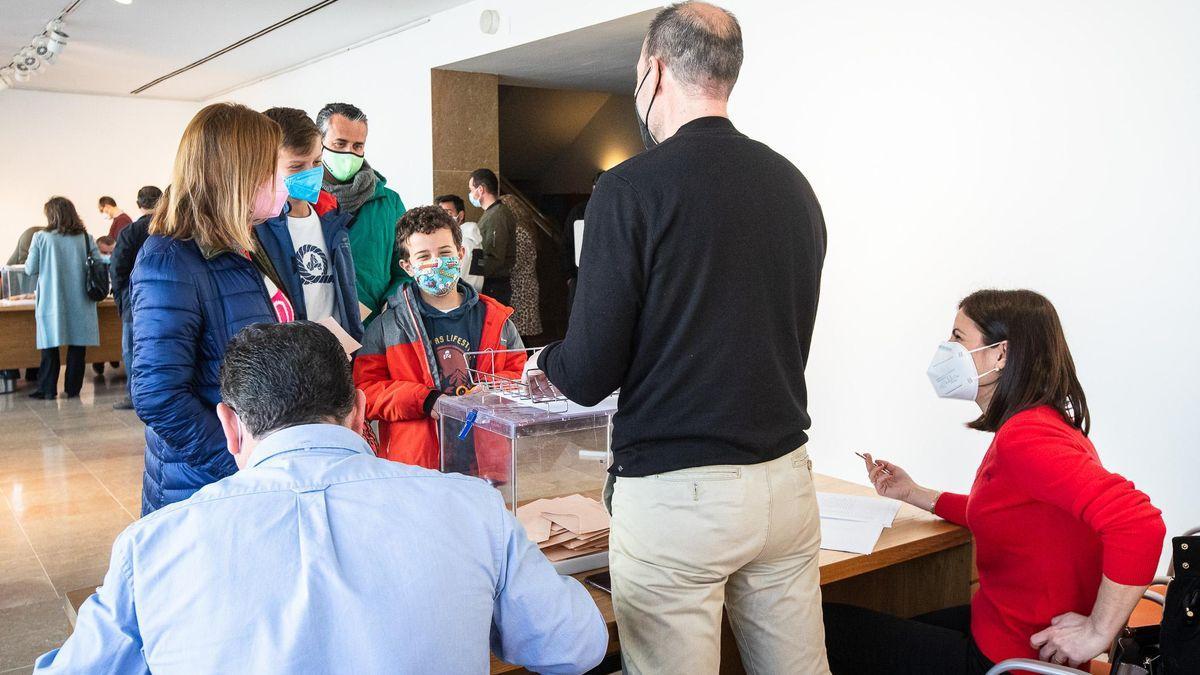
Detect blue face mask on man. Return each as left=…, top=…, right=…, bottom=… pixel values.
left=284, top=166, right=324, bottom=204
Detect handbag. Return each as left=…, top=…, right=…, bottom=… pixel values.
left=1160, top=535, right=1200, bottom=673
left=1108, top=535, right=1200, bottom=675
left=82, top=234, right=110, bottom=302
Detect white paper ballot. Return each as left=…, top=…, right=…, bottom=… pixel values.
left=316, top=316, right=362, bottom=357
left=500, top=392, right=618, bottom=415
left=819, top=518, right=886, bottom=555
left=816, top=492, right=901, bottom=528
left=573, top=219, right=585, bottom=266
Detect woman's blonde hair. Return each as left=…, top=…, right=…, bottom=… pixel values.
left=150, top=103, right=281, bottom=252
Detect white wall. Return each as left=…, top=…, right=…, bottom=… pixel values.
left=209, top=0, right=660, bottom=212
left=731, top=0, right=1199, bottom=568
left=200, top=0, right=1200, bottom=562
left=0, top=90, right=199, bottom=247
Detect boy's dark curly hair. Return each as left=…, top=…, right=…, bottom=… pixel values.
left=394, top=205, right=463, bottom=260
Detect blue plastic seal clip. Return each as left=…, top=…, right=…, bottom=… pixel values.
left=458, top=409, right=478, bottom=440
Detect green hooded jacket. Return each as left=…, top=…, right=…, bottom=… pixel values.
left=346, top=171, right=411, bottom=324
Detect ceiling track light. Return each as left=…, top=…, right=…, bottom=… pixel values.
left=2, top=2, right=79, bottom=92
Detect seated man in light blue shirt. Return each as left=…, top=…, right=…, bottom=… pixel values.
left=36, top=320, right=608, bottom=674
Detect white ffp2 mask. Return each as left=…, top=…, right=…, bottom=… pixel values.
left=926, top=341, right=1004, bottom=401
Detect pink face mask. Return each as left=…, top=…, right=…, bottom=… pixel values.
left=250, top=172, right=288, bottom=223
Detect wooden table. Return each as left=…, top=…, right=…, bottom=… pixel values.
left=491, top=473, right=973, bottom=673
left=66, top=474, right=971, bottom=673
left=0, top=299, right=122, bottom=369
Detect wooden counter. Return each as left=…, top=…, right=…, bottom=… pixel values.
left=0, top=299, right=123, bottom=369
left=64, top=473, right=971, bottom=673
left=491, top=473, right=973, bottom=673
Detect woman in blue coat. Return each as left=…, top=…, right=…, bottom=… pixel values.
left=24, top=197, right=100, bottom=399
left=132, top=103, right=289, bottom=514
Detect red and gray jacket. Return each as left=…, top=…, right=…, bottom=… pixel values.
left=353, top=282, right=525, bottom=468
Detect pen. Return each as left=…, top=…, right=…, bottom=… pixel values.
left=855, top=451, right=893, bottom=476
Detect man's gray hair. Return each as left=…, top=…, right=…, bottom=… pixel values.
left=315, top=102, right=368, bottom=135
left=645, top=2, right=743, bottom=98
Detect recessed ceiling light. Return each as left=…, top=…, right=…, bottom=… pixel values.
left=114, top=0, right=133, bottom=5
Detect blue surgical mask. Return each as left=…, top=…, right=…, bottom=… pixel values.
left=468, top=192, right=482, bottom=209
left=284, top=166, right=324, bottom=204
left=412, top=256, right=462, bottom=297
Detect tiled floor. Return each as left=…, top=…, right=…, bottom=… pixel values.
left=0, top=367, right=143, bottom=673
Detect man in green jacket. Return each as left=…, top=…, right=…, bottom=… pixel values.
left=317, top=102, right=409, bottom=324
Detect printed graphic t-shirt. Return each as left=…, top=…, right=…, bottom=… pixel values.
left=288, top=207, right=335, bottom=322
left=415, top=282, right=485, bottom=396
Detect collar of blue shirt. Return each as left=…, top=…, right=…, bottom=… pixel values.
left=246, top=423, right=373, bottom=468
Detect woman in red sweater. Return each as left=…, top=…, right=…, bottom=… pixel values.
left=823, top=289, right=1165, bottom=674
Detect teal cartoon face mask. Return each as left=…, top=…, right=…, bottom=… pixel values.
left=412, top=256, right=461, bottom=296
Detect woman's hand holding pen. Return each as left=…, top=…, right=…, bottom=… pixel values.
left=859, top=452, right=942, bottom=513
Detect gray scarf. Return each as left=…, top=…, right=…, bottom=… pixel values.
left=324, top=160, right=377, bottom=215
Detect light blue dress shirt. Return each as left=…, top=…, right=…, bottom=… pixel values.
left=35, top=424, right=607, bottom=674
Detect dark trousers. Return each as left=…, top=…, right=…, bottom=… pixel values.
left=823, top=603, right=994, bottom=675
left=482, top=277, right=512, bottom=306
left=38, top=346, right=86, bottom=397
left=122, top=319, right=134, bottom=396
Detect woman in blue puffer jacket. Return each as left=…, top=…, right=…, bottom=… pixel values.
left=132, top=103, right=290, bottom=514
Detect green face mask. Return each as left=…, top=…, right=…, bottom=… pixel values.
left=322, top=147, right=365, bottom=182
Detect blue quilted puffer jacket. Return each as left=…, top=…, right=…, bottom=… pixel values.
left=130, top=235, right=275, bottom=514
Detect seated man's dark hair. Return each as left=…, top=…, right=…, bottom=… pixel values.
left=220, top=321, right=356, bottom=437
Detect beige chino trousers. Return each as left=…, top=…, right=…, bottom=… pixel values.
left=607, top=446, right=830, bottom=674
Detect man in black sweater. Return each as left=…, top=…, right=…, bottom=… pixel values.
left=535, top=3, right=829, bottom=673
left=109, top=185, right=162, bottom=410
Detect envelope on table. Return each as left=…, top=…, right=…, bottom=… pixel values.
left=516, top=507, right=552, bottom=543
left=540, top=497, right=609, bottom=535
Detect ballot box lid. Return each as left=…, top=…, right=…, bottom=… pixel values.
left=434, top=389, right=618, bottom=438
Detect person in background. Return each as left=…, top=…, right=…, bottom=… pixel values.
left=33, top=320, right=607, bottom=674
left=354, top=206, right=525, bottom=468
left=316, top=102, right=407, bottom=323
left=824, top=290, right=1165, bottom=674
left=436, top=194, right=483, bottom=292
left=6, top=224, right=47, bottom=387
left=109, top=184, right=162, bottom=410
left=24, top=197, right=101, bottom=400
left=255, top=107, right=362, bottom=343
left=99, top=196, right=132, bottom=239
left=466, top=168, right=516, bottom=305
left=89, top=236, right=119, bottom=376
left=498, top=194, right=542, bottom=337
left=532, top=3, right=830, bottom=672
left=95, top=236, right=115, bottom=260
left=561, top=170, right=603, bottom=311
left=7, top=225, right=45, bottom=265
left=132, top=103, right=285, bottom=514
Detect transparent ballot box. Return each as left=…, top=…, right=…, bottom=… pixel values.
left=435, top=363, right=617, bottom=574
left=1, top=265, right=35, bottom=304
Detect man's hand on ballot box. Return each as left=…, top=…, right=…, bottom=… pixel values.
left=522, top=348, right=562, bottom=402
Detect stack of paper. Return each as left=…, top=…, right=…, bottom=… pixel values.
left=817, top=492, right=902, bottom=555
left=517, top=494, right=610, bottom=562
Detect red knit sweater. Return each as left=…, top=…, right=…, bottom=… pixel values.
left=934, top=406, right=1165, bottom=663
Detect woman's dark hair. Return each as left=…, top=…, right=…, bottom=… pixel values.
left=959, top=289, right=1089, bottom=435
left=44, top=197, right=86, bottom=236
